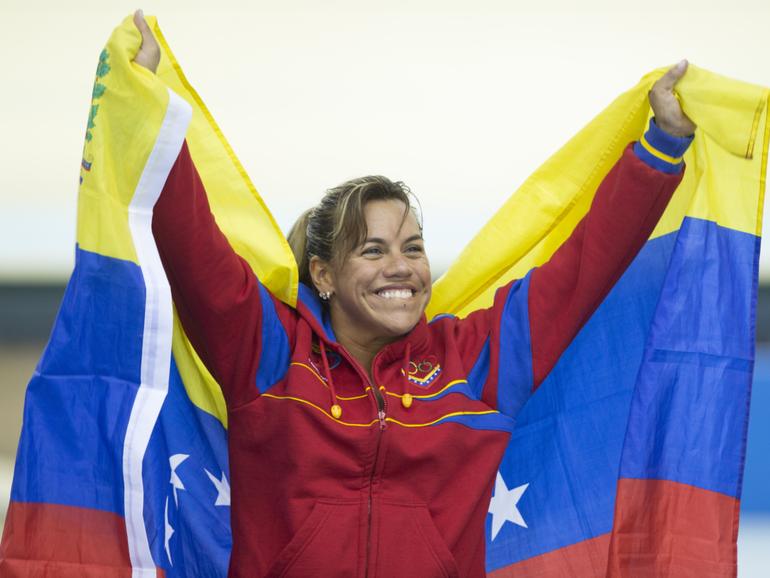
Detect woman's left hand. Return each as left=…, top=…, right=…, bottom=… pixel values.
left=133, top=9, right=160, bottom=74
left=649, top=60, right=696, bottom=137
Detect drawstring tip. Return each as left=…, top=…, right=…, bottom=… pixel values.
left=401, top=394, right=413, bottom=409
left=331, top=404, right=342, bottom=419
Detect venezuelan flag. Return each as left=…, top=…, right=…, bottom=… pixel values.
left=428, top=66, right=767, bottom=575
left=0, top=14, right=766, bottom=578
left=0, top=15, right=295, bottom=577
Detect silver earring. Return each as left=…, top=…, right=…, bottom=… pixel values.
left=319, top=291, right=331, bottom=301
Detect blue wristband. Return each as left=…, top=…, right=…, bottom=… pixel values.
left=633, top=118, right=694, bottom=174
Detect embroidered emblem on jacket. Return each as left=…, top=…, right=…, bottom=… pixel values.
left=402, top=356, right=442, bottom=388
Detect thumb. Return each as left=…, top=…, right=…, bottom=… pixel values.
left=131, top=8, right=161, bottom=73
left=133, top=9, right=152, bottom=41
left=657, top=59, right=688, bottom=91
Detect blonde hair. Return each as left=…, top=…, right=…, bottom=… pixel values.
left=287, top=176, right=422, bottom=287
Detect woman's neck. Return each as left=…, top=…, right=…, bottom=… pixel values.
left=335, top=332, right=387, bottom=382
left=327, top=309, right=410, bottom=382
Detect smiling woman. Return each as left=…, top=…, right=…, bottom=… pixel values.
left=287, top=178, right=432, bottom=374
left=153, top=134, right=691, bottom=577
left=135, top=8, right=698, bottom=578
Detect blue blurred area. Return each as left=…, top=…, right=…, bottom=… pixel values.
left=742, top=345, right=770, bottom=513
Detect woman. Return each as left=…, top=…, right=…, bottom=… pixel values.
left=135, top=10, right=695, bottom=578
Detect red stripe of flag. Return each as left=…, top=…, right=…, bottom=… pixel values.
left=607, top=478, right=739, bottom=577
left=0, top=502, right=165, bottom=578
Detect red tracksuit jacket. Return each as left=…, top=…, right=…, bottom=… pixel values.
left=152, top=121, right=688, bottom=578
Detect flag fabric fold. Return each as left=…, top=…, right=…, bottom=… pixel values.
left=1, top=14, right=766, bottom=578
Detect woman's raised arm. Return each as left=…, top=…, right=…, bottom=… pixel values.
left=454, top=63, right=696, bottom=418
left=528, top=63, right=695, bottom=388
left=134, top=11, right=295, bottom=408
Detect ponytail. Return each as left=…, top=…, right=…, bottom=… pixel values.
left=287, top=208, right=314, bottom=286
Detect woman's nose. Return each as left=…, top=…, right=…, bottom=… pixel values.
left=383, top=253, right=411, bottom=277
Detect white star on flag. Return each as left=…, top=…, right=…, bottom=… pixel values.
left=205, top=468, right=231, bottom=506
left=164, top=496, right=175, bottom=565
left=488, top=471, right=529, bottom=540
left=169, top=453, right=190, bottom=506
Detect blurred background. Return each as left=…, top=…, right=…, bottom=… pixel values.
left=1, top=0, right=768, bottom=574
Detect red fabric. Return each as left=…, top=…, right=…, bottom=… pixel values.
left=488, top=534, right=611, bottom=577
left=151, top=142, right=682, bottom=577
left=607, top=478, right=739, bottom=577
left=0, top=502, right=164, bottom=578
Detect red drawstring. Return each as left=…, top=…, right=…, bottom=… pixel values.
left=403, top=342, right=412, bottom=379
left=401, top=342, right=413, bottom=409
left=319, top=341, right=342, bottom=419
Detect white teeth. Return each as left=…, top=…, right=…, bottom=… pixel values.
left=379, top=289, right=413, bottom=299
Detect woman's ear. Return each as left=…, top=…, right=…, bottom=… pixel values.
left=309, top=255, right=334, bottom=298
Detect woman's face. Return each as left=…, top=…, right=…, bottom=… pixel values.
left=322, top=199, right=431, bottom=347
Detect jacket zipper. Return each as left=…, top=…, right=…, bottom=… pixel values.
left=373, top=385, right=387, bottom=430
left=365, top=409, right=383, bottom=578
left=326, top=342, right=389, bottom=578
left=365, top=354, right=388, bottom=578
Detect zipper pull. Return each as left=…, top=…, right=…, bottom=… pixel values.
left=378, top=409, right=387, bottom=430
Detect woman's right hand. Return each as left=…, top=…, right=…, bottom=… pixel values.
left=649, top=60, right=696, bottom=137
left=133, top=9, right=160, bottom=74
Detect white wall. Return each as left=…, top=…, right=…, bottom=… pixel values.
left=2, top=0, right=769, bottom=279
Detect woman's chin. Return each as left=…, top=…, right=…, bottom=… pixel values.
left=374, top=314, right=422, bottom=340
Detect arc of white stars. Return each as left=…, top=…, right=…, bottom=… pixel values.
left=204, top=468, right=231, bottom=506
left=488, top=471, right=529, bottom=540
left=169, top=453, right=189, bottom=507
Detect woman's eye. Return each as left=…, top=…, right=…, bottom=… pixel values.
left=406, top=245, right=424, bottom=254
left=362, top=246, right=383, bottom=256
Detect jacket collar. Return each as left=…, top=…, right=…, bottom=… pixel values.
left=296, top=283, right=337, bottom=342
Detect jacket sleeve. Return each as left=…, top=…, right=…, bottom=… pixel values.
left=456, top=120, right=692, bottom=417
left=152, top=140, right=295, bottom=409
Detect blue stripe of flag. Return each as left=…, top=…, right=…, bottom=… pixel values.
left=487, top=227, right=678, bottom=570
left=619, top=218, right=758, bottom=497
left=11, top=247, right=145, bottom=515
left=486, top=218, right=757, bottom=571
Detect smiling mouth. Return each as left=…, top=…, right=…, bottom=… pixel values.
left=376, top=289, right=415, bottom=299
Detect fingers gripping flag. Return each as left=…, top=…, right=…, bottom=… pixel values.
left=0, top=14, right=766, bottom=578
